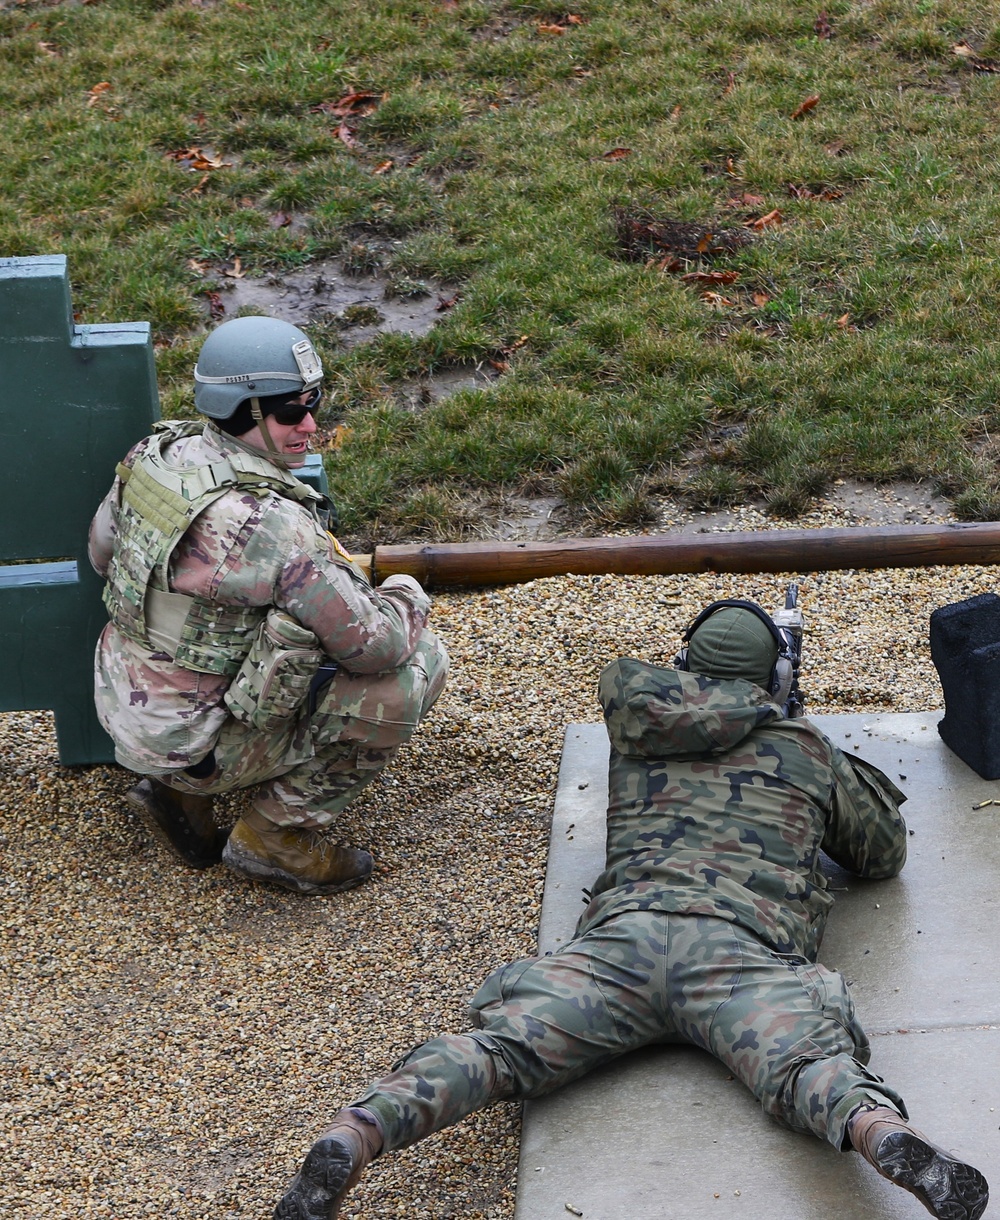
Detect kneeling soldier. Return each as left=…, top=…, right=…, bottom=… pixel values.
left=88, top=316, right=447, bottom=893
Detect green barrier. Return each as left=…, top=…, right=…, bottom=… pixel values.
left=0, top=256, right=160, bottom=764
left=0, top=255, right=330, bottom=766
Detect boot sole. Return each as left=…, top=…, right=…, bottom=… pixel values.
left=875, top=1130, right=989, bottom=1220
left=273, top=1133, right=355, bottom=1220
left=221, top=839, right=371, bottom=895
left=125, top=785, right=223, bottom=870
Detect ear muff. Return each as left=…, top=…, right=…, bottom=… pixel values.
left=674, top=598, right=796, bottom=705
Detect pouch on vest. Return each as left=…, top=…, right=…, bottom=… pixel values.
left=223, top=609, right=325, bottom=732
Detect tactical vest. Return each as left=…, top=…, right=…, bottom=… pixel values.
left=103, top=420, right=326, bottom=676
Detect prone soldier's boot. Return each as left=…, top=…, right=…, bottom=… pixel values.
left=273, top=1106, right=383, bottom=1220
left=126, top=778, right=226, bottom=869
left=849, top=1104, right=989, bottom=1220
left=221, top=807, right=373, bottom=895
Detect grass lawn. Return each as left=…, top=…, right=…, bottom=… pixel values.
left=4, top=0, right=1000, bottom=539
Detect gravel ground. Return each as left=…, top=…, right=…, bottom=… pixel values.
left=3, top=488, right=997, bottom=1220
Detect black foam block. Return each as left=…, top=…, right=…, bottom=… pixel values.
left=930, top=592, right=1000, bottom=780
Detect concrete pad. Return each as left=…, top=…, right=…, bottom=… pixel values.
left=515, top=714, right=1000, bottom=1220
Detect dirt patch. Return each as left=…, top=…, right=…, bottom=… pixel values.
left=614, top=208, right=752, bottom=265
left=213, top=257, right=457, bottom=349
left=454, top=480, right=955, bottom=545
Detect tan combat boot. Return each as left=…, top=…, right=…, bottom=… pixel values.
left=221, top=807, right=373, bottom=895
left=273, top=1107, right=383, bottom=1220
left=849, top=1104, right=989, bottom=1220
left=126, top=778, right=226, bottom=869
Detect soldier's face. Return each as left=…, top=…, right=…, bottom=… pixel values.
left=242, top=391, right=319, bottom=464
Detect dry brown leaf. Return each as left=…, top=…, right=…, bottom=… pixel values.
left=670, top=103, right=682, bottom=120
left=721, top=71, right=736, bottom=97
left=681, top=270, right=739, bottom=285
left=187, top=258, right=209, bottom=275
left=836, top=313, right=852, bottom=329
left=726, top=191, right=766, bottom=208
left=747, top=208, right=783, bottom=230
left=951, top=42, right=1000, bottom=71
left=696, top=232, right=715, bottom=254
left=314, top=91, right=382, bottom=118
left=222, top=257, right=245, bottom=279
left=85, top=81, right=112, bottom=106
left=787, top=182, right=843, bottom=201
left=187, top=173, right=210, bottom=195
left=791, top=94, right=820, bottom=120
left=825, top=138, right=848, bottom=157
left=538, top=22, right=566, bottom=34
left=334, top=123, right=358, bottom=149
left=752, top=291, right=770, bottom=307
left=725, top=156, right=740, bottom=177
left=436, top=293, right=461, bottom=312
left=701, top=291, right=737, bottom=308
left=37, top=41, right=60, bottom=57
left=648, top=255, right=684, bottom=272
left=205, top=291, right=225, bottom=321
left=269, top=211, right=292, bottom=229
left=602, top=147, right=632, bottom=160
left=329, top=424, right=353, bottom=450
left=373, top=159, right=394, bottom=175
left=815, top=11, right=833, bottom=39
left=489, top=358, right=510, bottom=373
left=167, top=146, right=230, bottom=171
left=565, top=14, right=584, bottom=23
left=500, top=335, right=530, bottom=355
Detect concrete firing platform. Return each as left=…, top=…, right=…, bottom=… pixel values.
left=514, top=713, right=1000, bottom=1220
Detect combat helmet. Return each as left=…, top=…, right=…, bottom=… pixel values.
left=193, top=316, right=323, bottom=422
left=677, top=599, right=796, bottom=693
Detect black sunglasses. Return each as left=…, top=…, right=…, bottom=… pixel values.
left=271, top=387, right=323, bottom=426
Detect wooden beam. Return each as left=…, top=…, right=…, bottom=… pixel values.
left=372, top=522, right=1000, bottom=588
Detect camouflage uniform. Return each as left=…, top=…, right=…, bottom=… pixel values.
left=88, top=421, right=447, bottom=828
left=350, top=658, right=908, bottom=1154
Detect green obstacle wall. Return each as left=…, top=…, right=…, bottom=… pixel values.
left=0, top=255, right=331, bottom=767
left=0, top=255, right=161, bottom=764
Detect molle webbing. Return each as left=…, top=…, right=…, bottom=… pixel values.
left=102, top=424, right=322, bottom=675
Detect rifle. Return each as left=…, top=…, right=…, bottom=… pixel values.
left=772, top=582, right=805, bottom=718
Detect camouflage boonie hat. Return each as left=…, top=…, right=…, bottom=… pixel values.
left=686, top=605, right=778, bottom=690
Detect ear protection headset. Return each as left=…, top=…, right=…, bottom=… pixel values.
left=674, top=599, right=796, bottom=706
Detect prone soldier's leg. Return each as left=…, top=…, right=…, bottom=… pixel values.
left=359, top=909, right=672, bottom=1148
left=698, top=920, right=903, bottom=1150
left=273, top=910, right=672, bottom=1218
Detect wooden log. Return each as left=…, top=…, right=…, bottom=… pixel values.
left=372, top=522, right=1000, bottom=588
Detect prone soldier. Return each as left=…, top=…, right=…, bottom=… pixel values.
left=88, top=316, right=448, bottom=893
left=273, top=597, right=988, bottom=1219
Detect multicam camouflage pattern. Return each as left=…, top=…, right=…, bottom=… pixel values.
left=167, top=631, right=447, bottom=827
left=349, top=658, right=908, bottom=1153
left=358, top=912, right=905, bottom=1154
left=89, top=421, right=447, bottom=825
left=102, top=420, right=324, bottom=674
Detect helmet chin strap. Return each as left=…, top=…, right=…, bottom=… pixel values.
left=250, top=396, right=281, bottom=457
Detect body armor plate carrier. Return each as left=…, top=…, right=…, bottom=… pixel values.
left=102, top=421, right=325, bottom=676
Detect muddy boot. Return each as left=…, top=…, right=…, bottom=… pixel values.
left=274, top=1107, right=383, bottom=1220
left=849, top=1104, right=989, bottom=1220
left=221, top=807, right=373, bottom=895
left=125, top=778, right=226, bottom=869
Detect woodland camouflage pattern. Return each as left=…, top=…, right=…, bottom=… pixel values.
left=89, top=422, right=447, bottom=827
left=349, top=657, right=909, bottom=1153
